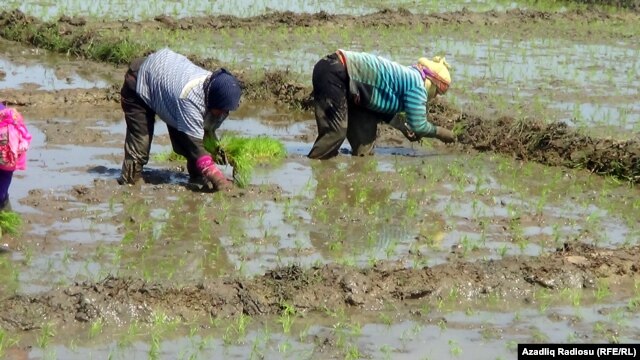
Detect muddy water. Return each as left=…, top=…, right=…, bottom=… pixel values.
left=2, top=4, right=640, bottom=359
left=0, top=39, right=115, bottom=91
left=168, top=31, right=640, bottom=134
left=0, top=104, right=638, bottom=358
left=22, top=300, right=640, bottom=360
left=9, top=0, right=521, bottom=20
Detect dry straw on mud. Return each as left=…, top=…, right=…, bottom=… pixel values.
left=204, top=135, right=287, bottom=187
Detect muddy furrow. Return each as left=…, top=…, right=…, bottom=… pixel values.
left=0, top=7, right=634, bottom=36
left=0, top=243, right=637, bottom=331
left=427, top=101, right=640, bottom=183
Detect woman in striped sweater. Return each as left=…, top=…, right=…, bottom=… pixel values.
left=118, top=48, right=242, bottom=191
left=308, top=49, right=455, bottom=159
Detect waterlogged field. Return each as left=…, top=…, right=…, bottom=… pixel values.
left=5, top=0, right=525, bottom=20
left=1, top=1, right=640, bottom=360
left=141, top=19, right=639, bottom=137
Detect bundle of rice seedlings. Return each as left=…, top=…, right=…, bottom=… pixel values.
left=204, top=135, right=286, bottom=187
left=0, top=211, right=22, bottom=237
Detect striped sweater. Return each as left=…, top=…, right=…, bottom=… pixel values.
left=338, top=50, right=436, bottom=137
left=136, top=48, right=211, bottom=138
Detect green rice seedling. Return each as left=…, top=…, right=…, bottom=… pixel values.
left=448, top=339, right=462, bottom=357
left=278, top=303, right=296, bottom=334
left=148, top=331, right=161, bottom=360
left=37, top=322, right=56, bottom=348
left=117, top=321, right=141, bottom=349
left=204, top=135, right=286, bottom=188
left=594, top=279, right=611, bottom=302
left=152, top=150, right=185, bottom=163
left=609, top=308, right=626, bottom=327
left=380, top=344, right=393, bottom=360
left=0, top=211, right=22, bottom=237
left=505, top=340, right=518, bottom=351
left=88, top=318, right=104, bottom=339
left=566, top=332, right=579, bottom=342
left=563, top=288, right=582, bottom=307
left=278, top=340, right=291, bottom=354
left=497, top=244, right=509, bottom=258
left=222, top=313, right=251, bottom=345
left=531, top=327, right=549, bottom=343
left=345, top=344, right=361, bottom=360
left=88, top=37, right=147, bottom=64
left=0, top=328, right=18, bottom=358
left=535, top=288, right=552, bottom=313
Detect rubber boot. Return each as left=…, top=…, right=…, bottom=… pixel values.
left=0, top=196, right=12, bottom=212
left=118, top=159, right=143, bottom=185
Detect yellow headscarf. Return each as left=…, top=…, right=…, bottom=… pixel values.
left=417, top=56, right=451, bottom=98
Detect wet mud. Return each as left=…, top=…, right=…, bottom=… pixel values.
left=2, top=88, right=638, bottom=184
left=2, top=6, right=639, bottom=184
left=569, top=0, right=640, bottom=11
left=427, top=100, right=640, bottom=183
left=1, top=242, right=638, bottom=332
left=1, top=4, right=639, bottom=344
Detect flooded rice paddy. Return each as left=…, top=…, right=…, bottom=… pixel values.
left=1, top=1, right=640, bottom=359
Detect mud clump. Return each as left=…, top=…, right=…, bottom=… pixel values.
left=0, top=243, right=638, bottom=332
left=428, top=101, right=640, bottom=183
left=244, top=70, right=313, bottom=109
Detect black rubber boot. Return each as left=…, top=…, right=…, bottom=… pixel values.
left=0, top=196, right=11, bottom=212
left=118, top=160, right=143, bottom=185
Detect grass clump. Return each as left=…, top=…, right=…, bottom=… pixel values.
left=0, top=11, right=148, bottom=64
left=0, top=211, right=22, bottom=237
left=204, top=135, right=286, bottom=188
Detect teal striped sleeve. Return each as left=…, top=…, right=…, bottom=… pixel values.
left=403, top=89, right=436, bottom=137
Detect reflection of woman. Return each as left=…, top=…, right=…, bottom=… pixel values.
left=308, top=49, right=456, bottom=159
left=0, top=102, right=32, bottom=211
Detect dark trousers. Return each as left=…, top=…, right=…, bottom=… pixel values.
left=0, top=170, right=12, bottom=210
left=120, top=58, right=206, bottom=183
left=307, top=53, right=383, bottom=159
left=120, top=57, right=153, bottom=184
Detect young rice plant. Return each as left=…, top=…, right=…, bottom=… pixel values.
left=204, top=135, right=286, bottom=188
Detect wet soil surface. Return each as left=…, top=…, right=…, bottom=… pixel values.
left=427, top=100, right=640, bottom=183
left=2, top=6, right=639, bottom=184
left=1, top=242, right=638, bottom=332
left=3, top=5, right=636, bottom=35
left=2, top=86, right=638, bottom=183
left=1, top=4, right=639, bottom=345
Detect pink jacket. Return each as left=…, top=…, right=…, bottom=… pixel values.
left=0, top=107, right=32, bottom=171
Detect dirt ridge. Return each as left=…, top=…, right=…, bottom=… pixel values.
left=1, top=7, right=634, bottom=34
left=1, top=243, right=638, bottom=332
left=428, top=101, right=640, bottom=183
